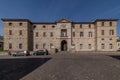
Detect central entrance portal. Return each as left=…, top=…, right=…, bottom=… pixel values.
left=61, top=40, right=67, bottom=51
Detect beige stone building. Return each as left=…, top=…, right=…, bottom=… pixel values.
left=1, top=18, right=118, bottom=53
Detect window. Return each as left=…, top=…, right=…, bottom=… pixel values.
left=101, top=30, right=104, bottom=35
left=73, top=32, right=75, bottom=37
left=109, top=38, right=112, bottom=40
left=43, top=25, right=46, bottom=28
left=43, top=32, right=46, bottom=37
left=80, top=32, right=84, bottom=37
left=43, top=43, right=46, bottom=49
left=19, top=30, right=22, bottom=35
left=118, top=43, right=120, bottom=46
left=36, top=44, right=38, bottom=49
left=9, top=30, right=12, bottom=35
left=33, top=25, right=36, bottom=29
left=50, top=32, right=53, bottom=37
left=109, top=44, right=113, bottom=49
left=36, top=32, right=39, bottom=37
left=109, top=22, right=112, bottom=26
left=50, top=43, right=53, bottom=49
left=101, top=43, right=105, bottom=49
left=80, top=24, right=82, bottom=28
left=109, top=30, right=114, bottom=35
left=19, top=43, right=22, bottom=49
left=88, top=32, right=92, bottom=37
left=102, top=22, right=104, bottom=26
left=61, top=29, right=67, bottom=37
left=80, top=44, right=83, bottom=49
left=89, top=24, right=91, bottom=28
left=88, top=44, right=91, bottom=49
left=9, top=43, right=12, bottom=49
left=52, top=26, right=55, bottom=28
left=9, top=23, right=12, bottom=26
left=72, top=25, right=75, bottom=28
left=19, top=23, right=23, bottom=26
left=101, top=38, right=104, bottom=40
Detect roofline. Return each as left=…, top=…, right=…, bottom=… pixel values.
left=94, top=19, right=119, bottom=22
left=1, top=18, right=31, bottom=22
left=32, top=22, right=55, bottom=24
left=1, top=18, right=119, bottom=24
left=73, top=22, right=94, bottom=24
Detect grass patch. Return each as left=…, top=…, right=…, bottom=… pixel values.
left=0, top=48, right=3, bottom=51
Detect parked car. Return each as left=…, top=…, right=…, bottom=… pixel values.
left=12, top=50, right=30, bottom=56
left=33, top=49, right=48, bottom=55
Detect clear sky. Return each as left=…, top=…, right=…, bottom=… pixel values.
left=0, top=0, right=120, bottom=36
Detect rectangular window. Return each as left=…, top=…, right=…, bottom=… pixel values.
left=80, top=24, right=82, bottom=28
left=36, top=32, right=38, bottom=37
left=73, top=32, right=75, bottom=37
left=72, top=25, right=75, bottom=28
left=101, top=30, right=104, bottom=35
left=19, top=43, right=22, bottom=49
left=43, top=32, right=46, bottom=37
left=110, top=22, right=112, bottom=26
left=101, top=44, right=105, bottom=49
left=80, top=32, right=83, bottom=37
left=36, top=44, right=38, bottom=49
left=19, top=30, right=22, bottom=35
left=50, top=32, right=53, bottom=37
left=109, top=44, right=113, bottom=49
left=9, top=30, right=12, bottom=35
left=89, top=24, right=91, bottom=28
left=88, top=44, right=91, bottom=49
left=61, top=29, right=67, bottom=37
left=109, top=30, right=114, bottom=35
left=80, top=44, right=83, bottom=49
left=43, top=43, right=46, bottom=49
left=102, top=22, right=104, bottom=26
left=9, top=43, right=12, bottom=49
left=88, top=32, right=92, bottom=37
left=50, top=43, right=53, bottom=49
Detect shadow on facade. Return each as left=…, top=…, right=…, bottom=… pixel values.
left=110, top=55, right=120, bottom=60
left=0, top=57, right=51, bottom=80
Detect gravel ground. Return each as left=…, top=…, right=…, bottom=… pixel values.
left=21, top=53, right=120, bottom=80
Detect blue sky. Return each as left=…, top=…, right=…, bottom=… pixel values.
left=0, top=0, right=120, bottom=36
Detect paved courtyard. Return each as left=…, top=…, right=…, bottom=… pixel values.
left=20, top=53, right=120, bottom=80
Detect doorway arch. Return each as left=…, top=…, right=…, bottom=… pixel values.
left=61, top=40, right=67, bottom=51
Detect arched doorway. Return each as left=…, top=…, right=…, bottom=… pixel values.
left=61, top=40, right=67, bottom=51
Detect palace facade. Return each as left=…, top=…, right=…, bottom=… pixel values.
left=2, top=18, right=118, bottom=53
